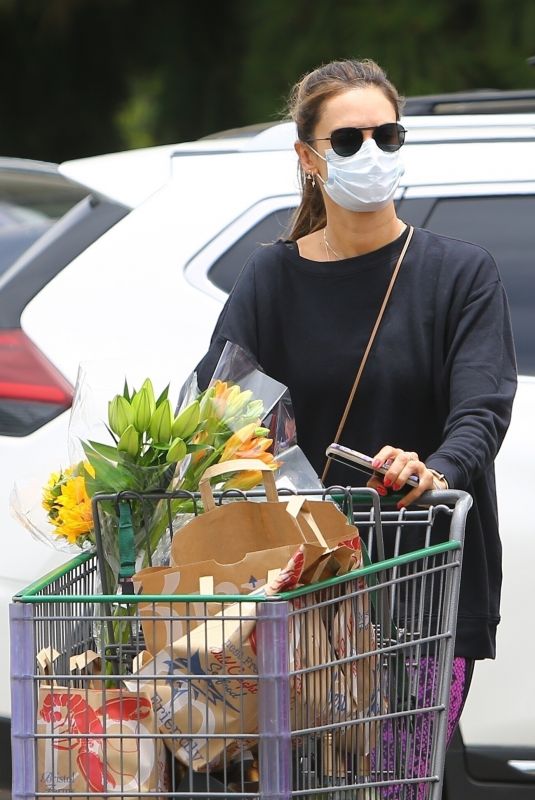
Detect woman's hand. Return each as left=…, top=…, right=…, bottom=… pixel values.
left=367, top=445, right=447, bottom=508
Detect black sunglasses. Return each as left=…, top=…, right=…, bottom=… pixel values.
left=307, top=122, right=406, bottom=157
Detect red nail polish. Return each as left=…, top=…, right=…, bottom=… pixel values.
left=384, top=478, right=392, bottom=487
left=396, top=501, right=404, bottom=510
left=393, top=483, right=401, bottom=491
left=377, top=486, right=387, bottom=496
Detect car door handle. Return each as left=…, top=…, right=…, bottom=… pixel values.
left=508, top=760, right=535, bottom=776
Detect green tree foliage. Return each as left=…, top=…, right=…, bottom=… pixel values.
left=0, top=0, right=533, bottom=161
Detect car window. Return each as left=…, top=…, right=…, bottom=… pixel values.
left=208, top=208, right=295, bottom=293
left=420, top=196, right=534, bottom=376
left=395, top=197, right=435, bottom=227
left=0, top=195, right=129, bottom=436
left=207, top=198, right=422, bottom=294
left=208, top=195, right=534, bottom=377
left=0, top=166, right=88, bottom=276
left=0, top=166, right=86, bottom=219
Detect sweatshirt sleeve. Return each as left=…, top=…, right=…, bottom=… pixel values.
left=426, top=261, right=517, bottom=490
left=195, top=255, right=259, bottom=390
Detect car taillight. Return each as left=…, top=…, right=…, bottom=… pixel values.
left=0, top=329, right=73, bottom=436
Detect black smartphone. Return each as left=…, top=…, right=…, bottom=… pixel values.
left=325, top=443, right=420, bottom=488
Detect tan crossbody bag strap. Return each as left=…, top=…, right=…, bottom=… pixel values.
left=321, top=225, right=414, bottom=484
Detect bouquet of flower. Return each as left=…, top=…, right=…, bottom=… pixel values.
left=32, top=379, right=279, bottom=586
left=41, top=462, right=95, bottom=547
left=12, top=343, right=321, bottom=589
left=83, top=375, right=278, bottom=498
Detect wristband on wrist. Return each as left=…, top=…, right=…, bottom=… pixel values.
left=428, top=468, right=449, bottom=490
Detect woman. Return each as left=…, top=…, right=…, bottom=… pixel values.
left=196, top=59, right=517, bottom=779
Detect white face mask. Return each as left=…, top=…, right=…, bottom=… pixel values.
left=310, top=138, right=404, bottom=212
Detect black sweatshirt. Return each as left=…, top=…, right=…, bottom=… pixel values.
left=196, top=226, right=517, bottom=659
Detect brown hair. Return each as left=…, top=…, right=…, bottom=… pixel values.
left=286, top=59, right=403, bottom=241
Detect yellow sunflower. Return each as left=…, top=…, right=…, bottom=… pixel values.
left=54, top=475, right=93, bottom=544
left=42, top=462, right=95, bottom=544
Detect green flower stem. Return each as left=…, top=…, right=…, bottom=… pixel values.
left=102, top=602, right=137, bottom=686
left=144, top=496, right=199, bottom=566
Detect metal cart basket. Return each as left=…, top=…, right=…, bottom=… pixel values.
left=10, top=487, right=471, bottom=800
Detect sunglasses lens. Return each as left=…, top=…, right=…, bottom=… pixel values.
left=330, top=127, right=364, bottom=157
left=329, top=124, right=405, bottom=156
left=374, top=123, right=405, bottom=152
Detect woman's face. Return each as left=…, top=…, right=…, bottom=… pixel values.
left=298, top=86, right=397, bottom=181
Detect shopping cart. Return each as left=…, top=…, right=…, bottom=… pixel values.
left=10, top=487, right=471, bottom=800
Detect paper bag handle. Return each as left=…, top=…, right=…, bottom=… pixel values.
left=199, top=458, right=278, bottom=511
left=285, top=494, right=329, bottom=549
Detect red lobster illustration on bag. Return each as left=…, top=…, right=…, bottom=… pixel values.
left=38, top=689, right=153, bottom=792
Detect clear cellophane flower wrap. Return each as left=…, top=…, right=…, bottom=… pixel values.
left=10, top=358, right=186, bottom=577
left=10, top=463, right=94, bottom=555
left=175, top=340, right=322, bottom=497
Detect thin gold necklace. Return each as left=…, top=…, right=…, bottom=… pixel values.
left=323, top=221, right=407, bottom=261
left=323, top=228, right=342, bottom=260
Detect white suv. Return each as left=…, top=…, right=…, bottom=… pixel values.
left=1, top=99, right=534, bottom=797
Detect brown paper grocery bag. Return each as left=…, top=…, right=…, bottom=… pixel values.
left=131, top=460, right=361, bottom=657
left=130, top=542, right=367, bottom=773
left=134, top=561, right=310, bottom=657
left=129, top=551, right=315, bottom=772
left=134, top=514, right=362, bottom=654
left=316, top=572, right=385, bottom=778
left=69, top=649, right=101, bottom=679
left=37, top=679, right=168, bottom=799
left=133, top=596, right=261, bottom=771
left=36, top=647, right=60, bottom=679
left=170, top=459, right=358, bottom=567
